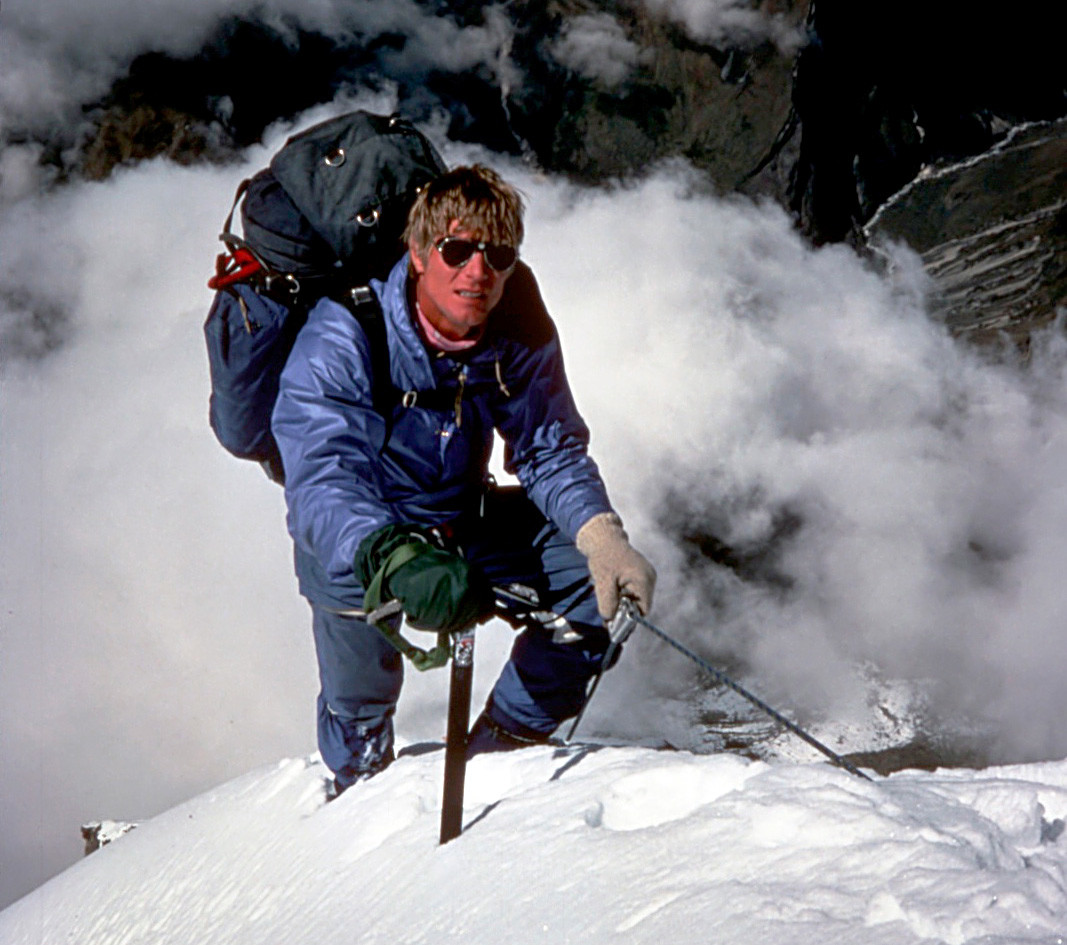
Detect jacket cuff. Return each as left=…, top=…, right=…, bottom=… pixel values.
left=575, top=511, right=627, bottom=556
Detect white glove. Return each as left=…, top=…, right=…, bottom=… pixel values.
left=576, top=512, right=656, bottom=619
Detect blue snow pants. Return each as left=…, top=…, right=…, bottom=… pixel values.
left=311, top=488, right=610, bottom=788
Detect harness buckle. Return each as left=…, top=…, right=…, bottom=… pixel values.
left=349, top=285, right=375, bottom=307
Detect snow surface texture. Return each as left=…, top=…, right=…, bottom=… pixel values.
left=3, top=746, right=1067, bottom=944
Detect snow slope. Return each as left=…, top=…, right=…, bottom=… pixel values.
left=3, top=745, right=1066, bottom=944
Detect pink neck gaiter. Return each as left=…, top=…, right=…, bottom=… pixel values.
left=415, top=301, right=484, bottom=353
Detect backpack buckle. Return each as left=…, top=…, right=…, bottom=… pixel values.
left=349, top=285, right=375, bottom=307
left=264, top=273, right=301, bottom=296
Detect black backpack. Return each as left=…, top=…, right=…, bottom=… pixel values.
left=204, top=110, right=448, bottom=482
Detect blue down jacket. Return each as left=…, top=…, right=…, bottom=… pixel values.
left=272, top=256, right=614, bottom=609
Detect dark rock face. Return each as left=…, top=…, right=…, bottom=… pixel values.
left=80, top=104, right=233, bottom=181
left=77, top=19, right=379, bottom=173
left=17, top=0, right=1067, bottom=336
left=71, top=1, right=805, bottom=193
left=781, top=0, right=1066, bottom=246
left=81, top=820, right=138, bottom=855
left=867, top=119, right=1067, bottom=342
left=504, top=0, right=803, bottom=190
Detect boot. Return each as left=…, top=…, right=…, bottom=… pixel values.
left=466, top=711, right=548, bottom=758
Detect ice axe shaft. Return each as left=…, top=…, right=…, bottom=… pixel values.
left=437, top=585, right=542, bottom=844
left=439, top=625, right=476, bottom=844
left=437, top=582, right=588, bottom=843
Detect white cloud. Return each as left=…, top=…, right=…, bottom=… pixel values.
left=548, top=13, right=645, bottom=88
left=642, top=0, right=805, bottom=52
left=0, top=0, right=517, bottom=140
left=515, top=166, right=1067, bottom=763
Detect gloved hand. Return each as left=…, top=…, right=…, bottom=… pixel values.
left=576, top=512, right=656, bottom=620
left=355, top=524, right=487, bottom=633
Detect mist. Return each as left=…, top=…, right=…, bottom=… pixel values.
left=642, top=0, right=806, bottom=52
left=4, top=0, right=1067, bottom=915
left=547, top=13, right=646, bottom=88
left=532, top=172, right=1067, bottom=762
left=0, top=0, right=515, bottom=144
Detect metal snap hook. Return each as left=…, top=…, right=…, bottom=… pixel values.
left=264, top=273, right=300, bottom=295
left=356, top=204, right=381, bottom=227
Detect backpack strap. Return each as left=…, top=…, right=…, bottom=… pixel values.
left=206, top=176, right=321, bottom=299
left=343, top=286, right=399, bottom=419
left=220, top=178, right=249, bottom=246
left=207, top=178, right=269, bottom=291
left=341, top=286, right=480, bottom=421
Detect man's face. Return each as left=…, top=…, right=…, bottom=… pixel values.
left=410, top=221, right=514, bottom=341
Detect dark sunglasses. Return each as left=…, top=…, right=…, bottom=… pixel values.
left=434, top=236, right=518, bottom=273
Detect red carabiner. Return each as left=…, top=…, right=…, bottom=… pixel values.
left=207, top=247, right=262, bottom=289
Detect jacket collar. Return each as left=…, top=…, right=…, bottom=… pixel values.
left=376, top=256, right=438, bottom=390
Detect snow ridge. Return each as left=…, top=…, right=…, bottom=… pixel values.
left=3, top=746, right=1067, bottom=944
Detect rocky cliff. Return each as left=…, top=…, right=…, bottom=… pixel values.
left=17, top=0, right=1066, bottom=336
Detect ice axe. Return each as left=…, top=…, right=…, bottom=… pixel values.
left=438, top=583, right=548, bottom=844
left=439, top=624, right=476, bottom=844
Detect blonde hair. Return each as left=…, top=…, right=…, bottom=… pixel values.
left=404, top=164, right=525, bottom=260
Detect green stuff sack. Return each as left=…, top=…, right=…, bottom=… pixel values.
left=357, top=525, right=488, bottom=670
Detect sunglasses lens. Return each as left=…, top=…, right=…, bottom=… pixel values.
left=484, top=245, right=517, bottom=271
left=437, top=238, right=517, bottom=272
left=438, top=239, right=476, bottom=268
